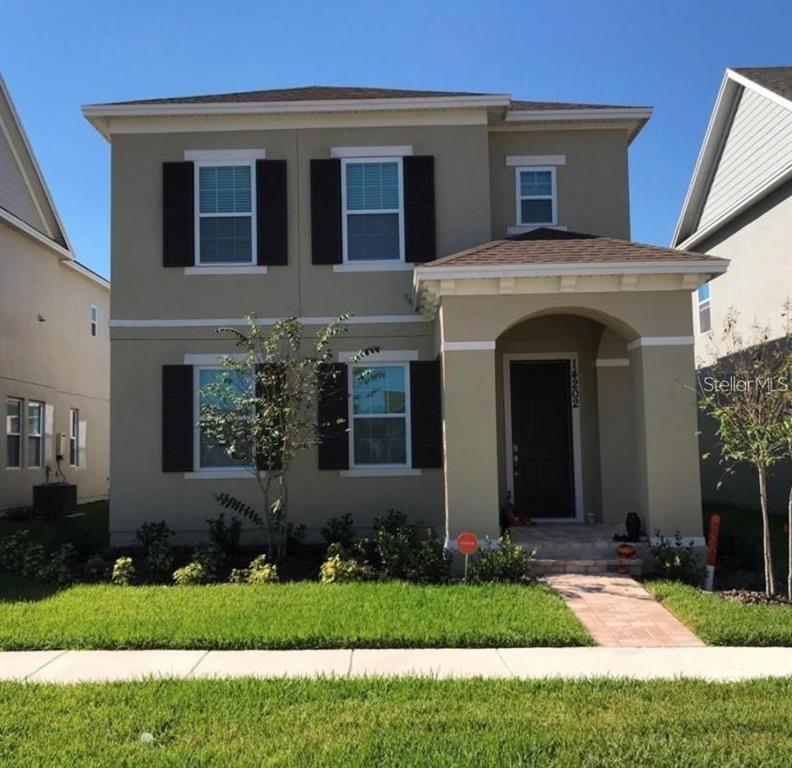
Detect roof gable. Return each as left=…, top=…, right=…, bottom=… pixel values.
left=673, top=67, right=792, bottom=248
left=0, top=74, right=72, bottom=254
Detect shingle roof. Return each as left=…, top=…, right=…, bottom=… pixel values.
left=424, top=228, right=726, bottom=267
left=98, top=85, right=647, bottom=111
left=732, top=67, right=792, bottom=103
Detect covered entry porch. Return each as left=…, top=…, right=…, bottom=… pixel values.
left=413, top=229, right=728, bottom=550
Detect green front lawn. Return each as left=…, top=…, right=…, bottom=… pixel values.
left=648, top=581, right=792, bottom=646
left=1, top=678, right=791, bottom=767
left=0, top=580, right=591, bottom=650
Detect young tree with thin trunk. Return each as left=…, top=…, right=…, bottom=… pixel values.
left=198, top=313, right=375, bottom=561
left=697, top=309, right=788, bottom=597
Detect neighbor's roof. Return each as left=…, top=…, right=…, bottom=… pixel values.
left=422, top=228, right=728, bottom=269
left=732, top=67, right=792, bottom=103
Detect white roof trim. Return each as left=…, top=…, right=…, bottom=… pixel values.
left=82, top=94, right=511, bottom=121
left=0, top=73, right=75, bottom=257
left=672, top=68, right=792, bottom=247
left=505, top=107, right=652, bottom=123
left=0, top=205, right=71, bottom=259
left=414, top=259, right=728, bottom=282
left=61, top=259, right=110, bottom=289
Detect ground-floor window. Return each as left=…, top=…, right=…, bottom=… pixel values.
left=26, top=401, right=44, bottom=468
left=69, top=408, right=80, bottom=466
left=350, top=363, right=410, bottom=467
left=5, top=398, right=22, bottom=468
left=195, top=367, right=253, bottom=469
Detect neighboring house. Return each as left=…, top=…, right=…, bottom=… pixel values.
left=672, top=66, right=792, bottom=511
left=1, top=74, right=110, bottom=512
left=83, top=85, right=726, bottom=547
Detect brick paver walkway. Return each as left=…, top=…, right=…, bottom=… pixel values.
left=546, top=573, right=705, bottom=647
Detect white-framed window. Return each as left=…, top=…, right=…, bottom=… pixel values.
left=349, top=363, right=411, bottom=468
left=90, top=305, right=98, bottom=337
left=194, top=366, right=253, bottom=470
left=195, top=161, right=256, bottom=265
left=26, top=401, right=43, bottom=468
left=341, top=158, right=404, bottom=263
left=515, top=166, right=557, bottom=227
left=697, top=283, right=711, bottom=333
left=5, top=397, right=22, bottom=469
left=69, top=408, right=80, bottom=467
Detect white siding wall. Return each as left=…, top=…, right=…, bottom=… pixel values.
left=699, top=87, right=792, bottom=229
left=0, top=119, right=47, bottom=232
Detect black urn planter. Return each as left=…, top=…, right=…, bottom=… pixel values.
left=33, top=483, right=77, bottom=520
left=625, top=512, right=642, bottom=542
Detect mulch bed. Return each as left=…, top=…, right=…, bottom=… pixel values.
left=719, top=589, right=792, bottom=606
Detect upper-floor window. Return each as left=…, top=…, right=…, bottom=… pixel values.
left=515, top=167, right=557, bottom=227
left=196, top=162, right=255, bottom=265
left=697, top=283, right=711, bottom=333
left=90, top=305, right=98, bottom=337
left=69, top=408, right=80, bottom=467
left=5, top=398, right=21, bottom=469
left=342, top=158, right=404, bottom=263
left=27, top=401, right=43, bottom=468
left=350, top=364, right=410, bottom=468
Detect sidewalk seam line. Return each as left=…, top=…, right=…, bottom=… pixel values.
left=23, top=649, right=70, bottom=681
left=346, top=649, right=354, bottom=677
left=494, top=648, right=515, bottom=677
left=184, top=650, right=210, bottom=679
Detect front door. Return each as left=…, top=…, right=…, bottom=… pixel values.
left=509, top=360, right=575, bottom=518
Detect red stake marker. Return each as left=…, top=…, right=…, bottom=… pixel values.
left=456, top=532, right=479, bottom=581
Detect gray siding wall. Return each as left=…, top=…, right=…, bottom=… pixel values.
left=0, top=121, right=46, bottom=232
left=699, top=87, right=792, bottom=229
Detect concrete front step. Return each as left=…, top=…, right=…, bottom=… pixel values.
left=533, top=558, right=643, bottom=576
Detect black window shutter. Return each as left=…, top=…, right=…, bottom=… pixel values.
left=162, top=162, right=194, bottom=267
left=410, top=359, right=443, bottom=468
left=310, top=159, right=342, bottom=264
left=317, top=363, right=349, bottom=469
left=404, top=155, right=436, bottom=263
left=162, top=365, right=194, bottom=472
left=256, top=159, right=288, bottom=266
left=255, top=363, right=284, bottom=471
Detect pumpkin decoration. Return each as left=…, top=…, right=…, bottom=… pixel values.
left=616, top=543, right=637, bottom=560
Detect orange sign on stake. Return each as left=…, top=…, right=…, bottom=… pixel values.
left=456, top=532, right=479, bottom=581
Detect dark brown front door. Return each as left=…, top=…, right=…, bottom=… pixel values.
left=509, top=360, right=575, bottom=518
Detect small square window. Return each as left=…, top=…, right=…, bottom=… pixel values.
left=516, top=167, right=557, bottom=226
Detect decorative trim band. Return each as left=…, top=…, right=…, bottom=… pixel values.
left=627, top=336, right=695, bottom=351
left=110, top=314, right=430, bottom=328
left=441, top=341, right=496, bottom=352
left=506, top=154, right=566, bottom=166
left=595, top=358, right=630, bottom=367
left=185, top=265, right=267, bottom=275
left=338, top=350, right=419, bottom=363
left=331, top=145, right=413, bottom=158
left=184, top=353, right=247, bottom=365
left=184, top=149, right=266, bottom=161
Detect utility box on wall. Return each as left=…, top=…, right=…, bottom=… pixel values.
left=33, top=483, right=77, bottom=520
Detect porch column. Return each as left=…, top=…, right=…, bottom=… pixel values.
left=441, top=346, right=501, bottom=544
left=629, top=341, right=702, bottom=539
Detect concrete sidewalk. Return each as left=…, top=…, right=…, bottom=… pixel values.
left=2, top=647, right=792, bottom=683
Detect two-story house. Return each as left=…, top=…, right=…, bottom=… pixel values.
left=673, top=66, right=792, bottom=512
left=83, top=85, right=726, bottom=547
left=1, top=74, right=110, bottom=512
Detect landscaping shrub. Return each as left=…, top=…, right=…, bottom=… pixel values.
left=472, top=534, right=535, bottom=583
left=0, top=530, right=30, bottom=572
left=42, top=543, right=79, bottom=585
left=650, top=532, right=706, bottom=586
left=286, top=523, right=307, bottom=556
left=319, top=544, right=374, bottom=584
left=20, top=543, right=47, bottom=580
left=229, top=554, right=279, bottom=584
left=321, top=513, right=355, bottom=548
left=406, top=537, right=452, bottom=584
left=134, top=522, right=174, bottom=578
left=192, top=543, right=223, bottom=582
left=84, top=553, right=112, bottom=582
left=173, top=561, right=207, bottom=586
left=206, top=513, right=241, bottom=560
left=111, top=556, right=135, bottom=586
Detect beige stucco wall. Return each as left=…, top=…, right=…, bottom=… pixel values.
left=0, top=223, right=110, bottom=509
left=489, top=129, right=631, bottom=240
left=693, top=181, right=792, bottom=365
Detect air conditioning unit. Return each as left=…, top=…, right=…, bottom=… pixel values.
left=56, top=432, right=67, bottom=460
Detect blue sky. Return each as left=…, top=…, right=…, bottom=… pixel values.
left=1, top=0, right=790, bottom=279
